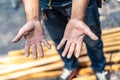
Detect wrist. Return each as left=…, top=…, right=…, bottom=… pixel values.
left=26, top=19, right=41, bottom=24
left=71, top=14, right=84, bottom=21
left=23, top=0, right=40, bottom=22
left=26, top=15, right=40, bottom=22
left=69, top=18, right=84, bottom=22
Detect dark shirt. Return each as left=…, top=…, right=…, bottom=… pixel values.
left=40, top=0, right=95, bottom=10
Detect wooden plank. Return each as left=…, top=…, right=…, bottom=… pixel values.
left=8, top=51, right=120, bottom=66
left=103, top=41, right=120, bottom=47
left=103, top=45, right=120, bottom=52
left=8, top=53, right=58, bottom=64
left=8, top=49, right=25, bottom=57
left=102, top=36, right=120, bottom=42
left=80, top=51, right=120, bottom=67
left=78, top=64, right=120, bottom=75
left=0, top=55, right=61, bottom=75
left=102, top=32, right=120, bottom=39
left=5, top=62, right=120, bottom=80
left=102, top=27, right=120, bottom=35
left=73, top=75, right=96, bottom=80
left=81, top=45, right=120, bottom=56
left=10, top=48, right=120, bottom=66
left=17, top=71, right=62, bottom=80
left=0, top=57, right=10, bottom=64
left=0, top=61, right=64, bottom=80
left=79, top=52, right=120, bottom=67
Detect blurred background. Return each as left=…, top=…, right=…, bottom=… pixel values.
left=0, top=0, right=120, bottom=80
left=0, top=0, right=24, bottom=56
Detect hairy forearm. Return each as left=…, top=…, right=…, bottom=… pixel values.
left=71, top=0, right=90, bottom=20
left=23, top=0, right=40, bottom=21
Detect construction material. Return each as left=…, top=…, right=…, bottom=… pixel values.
left=0, top=55, right=61, bottom=75
left=17, top=71, right=62, bottom=80
left=73, top=75, right=96, bottom=80
left=0, top=27, right=120, bottom=80
left=0, top=62, right=64, bottom=80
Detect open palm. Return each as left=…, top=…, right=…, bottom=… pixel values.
left=12, top=20, right=50, bottom=59
left=57, top=19, right=98, bottom=58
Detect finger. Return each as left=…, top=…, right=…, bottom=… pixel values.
left=25, top=40, right=30, bottom=57
left=12, top=29, right=24, bottom=43
left=32, top=44, right=37, bottom=59
left=57, top=39, right=66, bottom=50
left=37, top=42, right=44, bottom=58
left=84, top=25, right=98, bottom=40
left=12, top=22, right=34, bottom=43
left=62, top=41, right=71, bottom=57
left=42, top=39, right=51, bottom=49
left=75, top=41, right=83, bottom=58
left=67, top=43, right=75, bottom=59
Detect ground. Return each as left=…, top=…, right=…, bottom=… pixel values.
left=0, top=0, right=120, bottom=80
left=0, top=0, right=25, bottom=56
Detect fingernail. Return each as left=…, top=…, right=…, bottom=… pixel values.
left=57, top=46, right=59, bottom=50
left=67, top=56, right=71, bottom=59
left=95, top=37, right=98, bottom=40
left=33, top=56, right=37, bottom=60
left=62, top=54, right=65, bottom=57
left=94, top=36, right=98, bottom=40
left=40, top=55, right=44, bottom=58
left=75, top=54, right=79, bottom=58
left=12, top=39, right=16, bottom=43
left=48, top=45, right=51, bottom=49
left=25, top=54, right=29, bottom=57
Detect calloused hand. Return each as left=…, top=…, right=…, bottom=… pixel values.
left=12, top=20, right=51, bottom=59
left=57, top=19, right=98, bottom=58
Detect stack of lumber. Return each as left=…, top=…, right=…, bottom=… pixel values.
left=0, top=27, right=120, bottom=80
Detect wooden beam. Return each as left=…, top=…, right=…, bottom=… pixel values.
left=103, top=41, right=120, bottom=47
left=74, top=64, right=120, bottom=80
left=103, top=45, right=120, bottom=52
left=73, top=75, right=96, bottom=80
left=4, top=63, right=120, bottom=80
left=0, top=55, right=61, bottom=75
left=8, top=49, right=25, bottom=57
left=78, top=63, right=120, bottom=75
left=0, top=61, right=64, bottom=80
left=17, top=71, right=62, bottom=80
left=102, top=32, right=120, bottom=39
left=102, top=36, right=120, bottom=42
left=1, top=53, right=120, bottom=78
left=79, top=52, right=120, bottom=67
left=102, top=27, right=120, bottom=35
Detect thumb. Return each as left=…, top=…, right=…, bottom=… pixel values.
left=84, top=26, right=98, bottom=40
left=12, top=22, right=34, bottom=43
left=12, top=29, right=24, bottom=43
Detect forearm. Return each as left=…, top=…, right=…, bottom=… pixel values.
left=71, top=0, right=90, bottom=20
left=23, top=0, right=40, bottom=21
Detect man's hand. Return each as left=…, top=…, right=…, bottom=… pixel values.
left=57, top=19, right=98, bottom=58
left=12, top=20, right=51, bottom=59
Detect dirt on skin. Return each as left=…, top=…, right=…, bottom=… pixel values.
left=0, top=0, right=120, bottom=80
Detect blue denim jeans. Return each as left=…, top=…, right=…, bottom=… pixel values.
left=41, top=1, right=106, bottom=72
